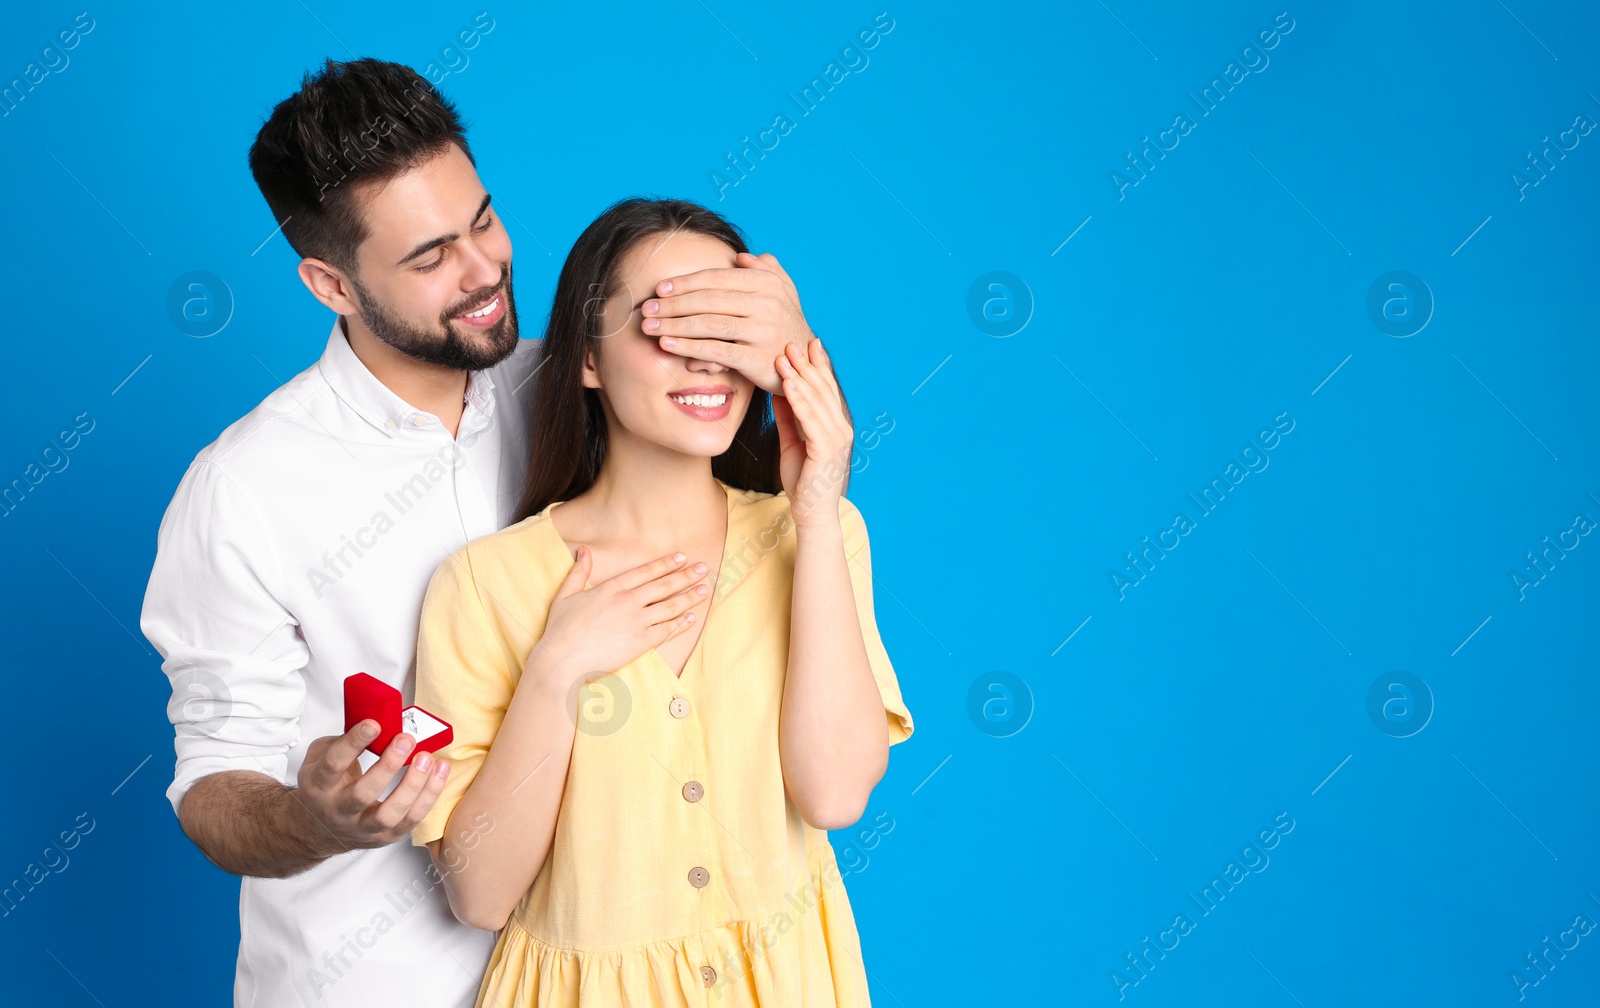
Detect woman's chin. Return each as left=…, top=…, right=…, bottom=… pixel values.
left=617, top=426, right=737, bottom=459
left=632, top=409, right=751, bottom=458
left=667, top=437, right=739, bottom=460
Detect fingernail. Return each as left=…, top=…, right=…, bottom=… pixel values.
left=659, top=280, right=674, bottom=294
left=435, top=760, right=450, bottom=778
left=661, top=336, right=677, bottom=348
left=643, top=318, right=659, bottom=332
left=643, top=300, right=657, bottom=315
left=415, top=751, right=433, bottom=772
left=396, top=734, right=414, bottom=753
left=673, top=551, right=687, bottom=563
left=360, top=722, right=378, bottom=739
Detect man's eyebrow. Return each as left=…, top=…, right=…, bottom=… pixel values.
left=394, top=192, right=494, bottom=268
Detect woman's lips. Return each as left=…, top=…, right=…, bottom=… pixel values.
left=667, top=391, right=732, bottom=421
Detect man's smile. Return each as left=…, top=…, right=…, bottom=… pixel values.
left=453, top=291, right=505, bottom=328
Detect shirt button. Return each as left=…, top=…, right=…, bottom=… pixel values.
left=412, top=415, right=429, bottom=426
left=383, top=418, right=397, bottom=430
left=669, top=697, right=690, bottom=719
left=700, top=964, right=717, bottom=987
left=688, top=866, right=709, bottom=888
left=682, top=781, right=703, bottom=802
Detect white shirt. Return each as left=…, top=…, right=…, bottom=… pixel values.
left=140, top=316, right=540, bottom=1007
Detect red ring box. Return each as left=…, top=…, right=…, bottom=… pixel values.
left=343, top=672, right=453, bottom=766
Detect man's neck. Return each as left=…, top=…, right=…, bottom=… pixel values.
left=340, top=316, right=469, bottom=436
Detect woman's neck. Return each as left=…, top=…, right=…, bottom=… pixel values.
left=578, top=448, right=725, bottom=555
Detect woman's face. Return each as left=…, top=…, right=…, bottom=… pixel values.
left=582, top=232, right=756, bottom=457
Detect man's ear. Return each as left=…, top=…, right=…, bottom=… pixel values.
left=298, top=257, right=361, bottom=316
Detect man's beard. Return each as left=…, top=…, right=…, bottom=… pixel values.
left=352, top=262, right=520, bottom=371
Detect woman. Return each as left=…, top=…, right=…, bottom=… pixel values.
left=409, top=197, right=914, bottom=1006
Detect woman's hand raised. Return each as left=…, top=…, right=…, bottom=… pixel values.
left=772, top=337, right=852, bottom=528
left=525, top=548, right=711, bottom=692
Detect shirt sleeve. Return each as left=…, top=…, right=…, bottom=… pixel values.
left=410, top=545, right=523, bottom=847
left=839, top=497, right=914, bottom=746
left=139, top=460, right=310, bottom=818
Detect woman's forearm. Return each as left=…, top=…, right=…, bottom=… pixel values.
left=779, top=516, right=890, bottom=830
left=430, top=652, right=578, bottom=931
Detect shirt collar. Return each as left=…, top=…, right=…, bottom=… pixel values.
left=317, top=316, right=498, bottom=437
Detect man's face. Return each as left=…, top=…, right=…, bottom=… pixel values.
left=344, top=142, right=518, bottom=370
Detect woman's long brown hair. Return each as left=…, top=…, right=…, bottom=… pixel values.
left=514, top=198, right=821, bottom=522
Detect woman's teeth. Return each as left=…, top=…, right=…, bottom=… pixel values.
left=670, top=393, right=727, bottom=407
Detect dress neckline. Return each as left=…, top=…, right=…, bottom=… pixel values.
left=538, top=479, right=740, bottom=683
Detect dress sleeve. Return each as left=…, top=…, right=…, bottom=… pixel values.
left=409, top=544, right=524, bottom=847
left=140, top=460, right=310, bottom=817
left=839, top=497, right=914, bottom=746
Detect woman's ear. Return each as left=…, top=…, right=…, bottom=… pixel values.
left=580, top=342, right=602, bottom=390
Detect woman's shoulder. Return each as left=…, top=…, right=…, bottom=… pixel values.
left=430, top=510, right=561, bottom=598
left=725, top=482, right=870, bottom=543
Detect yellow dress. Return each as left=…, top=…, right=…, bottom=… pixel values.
left=411, top=479, right=914, bottom=1007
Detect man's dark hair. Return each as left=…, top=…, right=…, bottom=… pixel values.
left=248, top=57, right=474, bottom=274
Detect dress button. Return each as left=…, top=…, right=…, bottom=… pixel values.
left=700, top=964, right=717, bottom=986
left=669, top=697, right=690, bottom=719
left=688, top=866, right=709, bottom=888
left=682, top=780, right=703, bottom=802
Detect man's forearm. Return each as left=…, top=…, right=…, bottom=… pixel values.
left=178, top=770, right=350, bottom=878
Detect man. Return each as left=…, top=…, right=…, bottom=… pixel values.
left=141, top=57, right=843, bottom=1006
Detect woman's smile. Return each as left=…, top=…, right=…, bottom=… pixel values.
left=666, top=383, right=733, bottom=421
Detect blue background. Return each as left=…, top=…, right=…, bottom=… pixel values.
left=3, top=1, right=1598, bottom=1004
